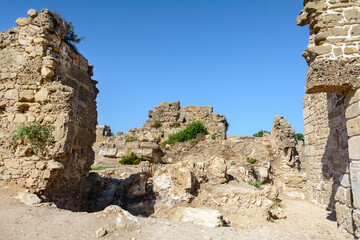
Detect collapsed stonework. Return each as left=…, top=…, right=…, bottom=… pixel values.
left=129, top=101, right=228, bottom=140
left=0, top=9, right=98, bottom=211
left=298, top=0, right=360, bottom=237
left=91, top=111, right=306, bottom=226
left=93, top=101, right=228, bottom=165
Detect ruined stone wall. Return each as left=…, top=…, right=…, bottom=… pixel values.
left=270, top=116, right=306, bottom=197
left=0, top=9, right=98, bottom=210
left=303, top=93, right=351, bottom=220
left=298, top=0, right=360, bottom=236
left=131, top=101, right=228, bottom=141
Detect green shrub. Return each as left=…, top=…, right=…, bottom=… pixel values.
left=151, top=121, right=162, bottom=129
left=295, top=133, right=305, bottom=144
left=125, top=136, right=136, bottom=143
left=247, top=157, right=257, bottom=164
left=248, top=180, right=262, bottom=189
left=253, top=130, right=270, bottom=137
left=119, top=151, right=141, bottom=165
left=9, top=122, right=55, bottom=156
left=162, top=121, right=208, bottom=145
left=141, top=139, right=149, bottom=142
left=211, top=132, right=217, bottom=140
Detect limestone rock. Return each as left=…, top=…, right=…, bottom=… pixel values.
left=17, top=192, right=41, bottom=206
left=206, top=156, right=228, bottom=184
left=153, top=164, right=195, bottom=205
left=27, top=9, right=39, bottom=18
left=95, top=228, right=107, bottom=238
left=175, top=207, right=225, bottom=228
left=16, top=17, right=30, bottom=26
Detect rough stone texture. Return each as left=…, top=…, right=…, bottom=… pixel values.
left=298, top=0, right=360, bottom=94
left=299, top=1, right=360, bottom=236
left=0, top=9, right=98, bottom=211
left=270, top=116, right=306, bottom=195
left=153, top=163, right=196, bottom=205
left=93, top=101, right=227, bottom=165
left=130, top=101, right=228, bottom=141
left=303, top=93, right=350, bottom=210
left=174, top=207, right=225, bottom=228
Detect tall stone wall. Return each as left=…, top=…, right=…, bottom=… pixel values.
left=0, top=9, right=98, bottom=211
left=298, top=0, right=360, bottom=236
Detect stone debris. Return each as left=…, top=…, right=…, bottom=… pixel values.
left=17, top=192, right=41, bottom=206
left=95, top=228, right=107, bottom=238
left=175, top=207, right=225, bottom=228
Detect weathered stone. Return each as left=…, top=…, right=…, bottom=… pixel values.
left=15, top=17, right=30, bottom=26
left=0, top=9, right=98, bottom=211
left=95, top=228, right=107, bottom=238
left=153, top=164, right=195, bottom=205
left=351, top=161, right=360, bottom=209
left=17, top=192, right=41, bottom=206
left=34, top=88, right=49, bottom=102
left=174, top=207, right=225, bottom=228
left=19, top=90, right=34, bottom=102
left=27, top=9, right=38, bottom=18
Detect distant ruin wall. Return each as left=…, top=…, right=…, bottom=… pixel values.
left=0, top=9, right=98, bottom=210
left=298, top=0, right=360, bottom=236
left=128, top=101, right=228, bottom=141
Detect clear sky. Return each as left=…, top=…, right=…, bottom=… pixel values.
left=1, top=0, right=309, bottom=136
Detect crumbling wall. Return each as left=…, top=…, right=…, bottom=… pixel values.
left=298, top=0, right=360, bottom=236
left=0, top=9, right=98, bottom=211
left=93, top=101, right=227, bottom=165
left=130, top=101, right=228, bottom=141
left=270, top=116, right=306, bottom=196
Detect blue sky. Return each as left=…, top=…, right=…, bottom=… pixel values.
left=1, top=0, right=309, bottom=136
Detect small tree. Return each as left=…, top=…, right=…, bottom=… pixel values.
left=63, top=21, right=85, bottom=45
left=295, top=133, right=305, bottom=144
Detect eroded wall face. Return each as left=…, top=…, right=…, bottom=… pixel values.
left=299, top=0, right=360, bottom=236
left=303, top=93, right=354, bottom=233
left=0, top=9, right=98, bottom=210
left=297, top=0, right=360, bottom=94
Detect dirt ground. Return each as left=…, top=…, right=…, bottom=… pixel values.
left=0, top=184, right=353, bottom=240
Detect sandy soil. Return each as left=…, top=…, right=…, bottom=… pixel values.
left=0, top=184, right=353, bottom=240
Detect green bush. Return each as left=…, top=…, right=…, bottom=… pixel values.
left=162, top=121, right=208, bottom=145
left=247, top=157, right=257, bottom=164
left=9, top=122, right=55, bottom=156
left=253, top=130, right=270, bottom=137
left=211, top=132, right=217, bottom=140
left=119, top=151, right=141, bottom=165
left=151, top=121, right=162, bottom=129
left=125, top=136, right=136, bottom=143
left=248, top=180, right=262, bottom=189
left=140, top=139, right=149, bottom=142
left=295, top=133, right=305, bottom=144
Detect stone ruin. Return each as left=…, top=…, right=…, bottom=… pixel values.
left=92, top=103, right=306, bottom=223
left=298, top=0, right=360, bottom=237
left=0, top=9, right=98, bottom=211
left=93, top=101, right=228, bottom=165
left=2, top=4, right=360, bottom=237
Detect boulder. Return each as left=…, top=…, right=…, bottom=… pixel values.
left=153, top=164, right=195, bottom=205
left=17, top=192, right=41, bottom=206
left=174, top=207, right=225, bottom=227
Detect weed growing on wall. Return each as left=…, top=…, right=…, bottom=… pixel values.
left=9, top=122, right=55, bottom=156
